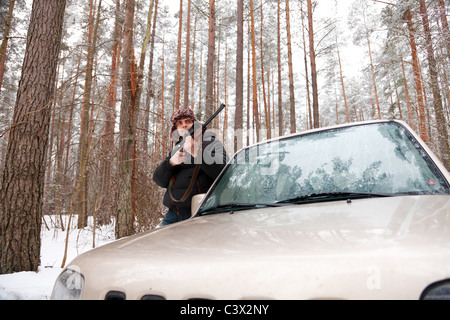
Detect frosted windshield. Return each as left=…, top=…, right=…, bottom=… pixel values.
left=201, top=122, right=449, bottom=211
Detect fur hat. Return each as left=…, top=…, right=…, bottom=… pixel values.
left=170, top=108, right=199, bottom=134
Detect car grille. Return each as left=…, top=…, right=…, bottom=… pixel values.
left=105, top=291, right=126, bottom=300
left=105, top=291, right=166, bottom=300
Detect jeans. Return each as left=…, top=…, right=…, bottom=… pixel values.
left=161, top=209, right=191, bottom=226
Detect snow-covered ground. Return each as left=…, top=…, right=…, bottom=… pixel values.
left=0, top=215, right=116, bottom=300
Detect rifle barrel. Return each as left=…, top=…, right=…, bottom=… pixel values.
left=176, top=103, right=226, bottom=147
left=203, top=103, right=226, bottom=128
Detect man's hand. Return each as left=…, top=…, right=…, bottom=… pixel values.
left=169, top=149, right=187, bottom=166
left=183, top=135, right=201, bottom=158
left=169, top=127, right=202, bottom=166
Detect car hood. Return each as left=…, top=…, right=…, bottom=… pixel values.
left=70, top=195, right=450, bottom=300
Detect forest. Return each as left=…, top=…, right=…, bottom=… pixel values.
left=0, top=0, right=449, bottom=274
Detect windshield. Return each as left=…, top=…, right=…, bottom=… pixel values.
left=198, top=122, right=449, bottom=215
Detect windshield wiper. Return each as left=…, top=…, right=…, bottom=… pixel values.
left=275, top=191, right=393, bottom=204
left=198, top=202, right=284, bottom=216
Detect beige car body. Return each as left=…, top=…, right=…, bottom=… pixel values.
left=55, top=120, right=450, bottom=300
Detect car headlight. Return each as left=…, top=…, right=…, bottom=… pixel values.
left=421, top=280, right=450, bottom=300
left=51, top=268, right=85, bottom=300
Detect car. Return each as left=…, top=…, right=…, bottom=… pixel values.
left=51, top=120, right=450, bottom=300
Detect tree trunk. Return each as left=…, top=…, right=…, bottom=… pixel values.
left=307, top=0, right=319, bottom=128
left=53, top=65, right=65, bottom=224
left=0, top=0, right=66, bottom=274
left=260, top=0, right=270, bottom=139
left=224, top=42, right=228, bottom=147
left=234, top=0, right=244, bottom=153
left=250, top=0, right=261, bottom=142
left=437, top=0, right=450, bottom=61
left=183, top=0, right=191, bottom=108
left=174, top=0, right=183, bottom=110
left=363, top=11, right=381, bottom=120
left=285, top=0, right=296, bottom=133
left=198, top=40, right=203, bottom=116
left=215, top=32, right=221, bottom=128
left=401, top=57, right=414, bottom=131
left=247, top=21, right=251, bottom=145
left=116, top=0, right=136, bottom=239
left=0, top=0, right=16, bottom=93
left=190, top=16, right=197, bottom=111
left=336, top=35, right=349, bottom=123
left=419, top=0, right=450, bottom=170
left=405, top=2, right=427, bottom=142
left=300, top=1, right=312, bottom=129
left=143, top=0, right=159, bottom=154
left=277, top=0, right=283, bottom=137
left=77, top=0, right=101, bottom=228
left=134, top=0, right=155, bottom=120
left=205, top=0, right=216, bottom=119
left=65, top=50, right=82, bottom=200
left=160, top=40, right=166, bottom=153
left=98, top=0, right=122, bottom=226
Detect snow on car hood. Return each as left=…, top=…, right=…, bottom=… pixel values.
left=70, top=195, right=450, bottom=299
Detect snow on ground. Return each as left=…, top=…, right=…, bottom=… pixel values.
left=0, top=215, right=116, bottom=300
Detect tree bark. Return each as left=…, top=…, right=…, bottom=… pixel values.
left=98, top=0, right=122, bottom=226
left=405, top=2, right=427, bottom=142
left=250, top=0, right=261, bottom=142
left=419, top=0, right=450, bottom=170
left=0, top=0, right=16, bottom=93
left=205, top=0, right=216, bottom=119
left=363, top=10, right=381, bottom=120
left=134, top=0, right=155, bottom=119
left=174, top=0, right=183, bottom=110
left=76, top=0, right=102, bottom=228
left=300, top=1, right=312, bottom=129
left=307, top=0, right=319, bottom=128
left=336, top=36, right=349, bottom=123
left=183, top=0, right=191, bottom=108
left=116, top=0, right=136, bottom=239
left=0, top=0, right=66, bottom=274
left=286, top=0, right=296, bottom=133
left=190, top=16, right=197, bottom=111
left=401, top=57, right=414, bottom=131
left=143, top=0, right=159, bottom=154
left=234, top=0, right=244, bottom=153
left=277, top=0, right=283, bottom=137
left=247, top=21, right=251, bottom=145
left=260, top=0, right=270, bottom=139
left=437, top=0, right=450, bottom=61
left=160, top=40, right=166, bottom=153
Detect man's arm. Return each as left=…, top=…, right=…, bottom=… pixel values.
left=152, top=156, right=177, bottom=188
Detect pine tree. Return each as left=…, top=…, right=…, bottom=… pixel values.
left=0, top=0, right=67, bottom=274
left=205, top=0, right=216, bottom=119
left=419, top=0, right=450, bottom=170
left=0, top=0, right=16, bottom=94
left=116, top=0, right=137, bottom=239
left=307, top=0, right=319, bottom=128
left=234, top=0, right=244, bottom=153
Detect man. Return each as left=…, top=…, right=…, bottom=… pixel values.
left=153, top=108, right=228, bottom=225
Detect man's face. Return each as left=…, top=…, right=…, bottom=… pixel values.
left=176, top=118, right=194, bottom=136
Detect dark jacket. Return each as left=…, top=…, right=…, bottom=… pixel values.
left=153, top=131, right=228, bottom=216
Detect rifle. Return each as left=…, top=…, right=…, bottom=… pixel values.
left=176, top=103, right=226, bottom=149
left=169, top=103, right=226, bottom=203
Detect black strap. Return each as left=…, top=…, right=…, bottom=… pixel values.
left=168, top=164, right=201, bottom=203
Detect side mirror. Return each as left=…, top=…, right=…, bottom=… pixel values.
left=191, top=194, right=206, bottom=216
